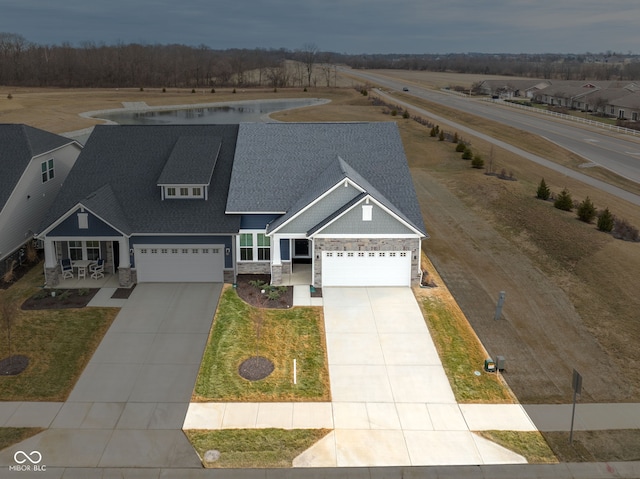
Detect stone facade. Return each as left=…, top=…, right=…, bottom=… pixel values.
left=223, top=269, right=235, bottom=284
left=45, top=266, right=59, bottom=287
left=270, top=262, right=292, bottom=286
left=313, top=237, right=421, bottom=287
left=237, top=262, right=270, bottom=275
left=119, top=267, right=133, bottom=288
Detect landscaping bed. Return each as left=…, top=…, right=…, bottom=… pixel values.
left=21, top=288, right=98, bottom=310
left=235, top=274, right=293, bottom=309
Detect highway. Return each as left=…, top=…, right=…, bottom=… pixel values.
left=341, top=68, right=640, bottom=205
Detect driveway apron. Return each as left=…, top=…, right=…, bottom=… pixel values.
left=0, top=283, right=222, bottom=469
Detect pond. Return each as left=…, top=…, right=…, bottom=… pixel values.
left=97, top=98, right=326, bottom=125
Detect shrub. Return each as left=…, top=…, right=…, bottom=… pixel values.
left=597, top=208, right=615, bottom=232
left=162, top=87, right=166, bottom=93
left=211, top=88, right=215, bottom=93
left=536, top=178, right=551, bottom=200
left=452, top=132, right=459, bottom=144
left=232, top=88, right=236, bottom=94
left=455, top=142, right=466, bottom=152
left=390, top=109, right=397, bottom=116
left=471, top=154, right=484, bottom=169
left=429, top=126, right=437, bottom=137
left=438, top=130, right=445, bottom=141
left=191, top=88, right=196, bottom=93
left=461, top=147, right=473, bottom=160
left=139, top=87, right=144, bottom=92
left=576, top=196, right=597, bottom=223
left=612, top=218, right=640, bottom=242
left=7, top=93, right=13, bottom=99
left=78, top=288, right=91, bottom=297
left=554, top=188, right=573, bottom=211
left=303, top=87, right=307, bottom=92
left=402, top=110, right=410, bottom=119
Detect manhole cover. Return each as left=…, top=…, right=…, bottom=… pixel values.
left=239, top=356, right=274, bottom=381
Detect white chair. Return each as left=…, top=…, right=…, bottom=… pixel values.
left=90, top=259, right=105, bottom=280
left=60, top=259, right=74, bottom=279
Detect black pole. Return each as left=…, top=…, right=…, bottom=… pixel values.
left=569, top=387, right=577, bottom=444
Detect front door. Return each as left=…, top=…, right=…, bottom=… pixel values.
left=294, top=239, right=310, bottom=258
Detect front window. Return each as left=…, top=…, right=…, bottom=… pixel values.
left=41, top=159, right=54, bottom=183
left=68, top=241, right=83, bottom=261
left=257, top=234, right=270, bottom=261
left=240, top=233, right=253, bottom=261
left=167, top=187, right=176, bottom=197
left=86, top=241, right=100, bottom=260
left=180, top=187, right=189, bottom=196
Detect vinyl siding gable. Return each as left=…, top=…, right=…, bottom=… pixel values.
left=315, top=201, right=418, bottom=236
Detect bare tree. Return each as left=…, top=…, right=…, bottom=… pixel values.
left=299, top=42, right=318, bottom=87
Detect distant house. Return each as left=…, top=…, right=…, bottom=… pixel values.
left=476, top=79, right=551, bottom=98
left=0, top=125, right=82, bottom=276
left=38, top=122, right=427, bottom=288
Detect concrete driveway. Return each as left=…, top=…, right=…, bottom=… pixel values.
left=296, top=287, right=529, bottom=467
left=0, top=283, right=222, bottom=469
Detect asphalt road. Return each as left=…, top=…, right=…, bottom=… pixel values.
left=341, top=68, right=640, bottom=187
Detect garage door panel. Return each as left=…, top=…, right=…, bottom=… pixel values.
left=135, top=245, right=223, bottom=282
left=323, top=251, right=410, bottom=287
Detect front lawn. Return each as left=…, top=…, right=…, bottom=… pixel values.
left=0, top=264, right=118, bottom=401
left=193, top=287, right=330, bottom=402
left=185, top=428, right=331, bottom=468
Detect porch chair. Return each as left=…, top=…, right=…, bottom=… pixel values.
left=90, top=258, right=105, bottom=280
left=60, top=258, right=74, bottom=279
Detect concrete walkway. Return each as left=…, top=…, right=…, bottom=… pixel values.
left=0, top=283, right=222, bottom=469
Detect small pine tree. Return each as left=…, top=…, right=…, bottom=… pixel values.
left=455, top=142, right=466, bottom=152
left=577, top=196, right=597, bottom=223
left=162, top=87, right=166, bottom=93
left=554, top=188, right=573, bottom=211
left=462, top=147, right=473, bottom=160
left=232, top=88, right=237, bottom=93
left=438, top=130, right=445, bottom=141
left=452, top=132, right=459, bottom=144
left=471, top=154, right=484, bottom=169
left=403, top=110, right=410, bottom=119
left=430, top=126, right=437, bottom=137
left=191, top=88, right=196, bottom=93
left=536, top=178, right=550, bottom=200
left=597, top=207, right=615, bottom=232
left=211, top=88, right=215, bottom=93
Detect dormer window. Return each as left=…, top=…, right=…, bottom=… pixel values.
left=161, top=185, right=206, bottom=199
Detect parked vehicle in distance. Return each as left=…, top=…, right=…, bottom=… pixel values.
left=402, top=87, right=409, bottom=91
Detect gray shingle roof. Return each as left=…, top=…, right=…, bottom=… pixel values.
left=156, top=136, right=221, bottom=185
left=40, top=125, right=240, bottom=235
left=228, top=122, right=426, bottom=235
left=0, top=124, right=76, bottom=210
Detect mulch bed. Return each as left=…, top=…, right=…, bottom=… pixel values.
left=235, top=274, right=293, bottom=309
left=238, top=356, right=275, bottom=381
left=0, top=355, right=29, bottom=376
left=21, top=289, right=99, bottom=310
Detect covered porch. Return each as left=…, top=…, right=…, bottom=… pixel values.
left=270, top=236, right=314, bottom=286
left=42, top=236, right=132, bottom=288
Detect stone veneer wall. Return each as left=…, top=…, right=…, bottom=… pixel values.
left=223, top=269, right=235, bottom=284
left=313, top=238, right=421, bottom=287
left=237, top=262, right=270, bottom=275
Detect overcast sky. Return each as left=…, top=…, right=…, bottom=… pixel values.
left=2, top=0, right=639, bottom=54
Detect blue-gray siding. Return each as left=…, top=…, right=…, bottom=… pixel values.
left=240, top=214, right=280, bottom=229
left=317, top=202, right=418, bottom=235
left=48, top=209, right=123, bottom=237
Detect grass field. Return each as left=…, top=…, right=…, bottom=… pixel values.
left=193, top=287, right=330, bottom=402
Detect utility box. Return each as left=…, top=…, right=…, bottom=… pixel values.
left=484, top=358, right=496, bottom=373
left=496, top=356, right=506, bottom=372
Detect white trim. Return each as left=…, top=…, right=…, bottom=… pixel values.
left=268, top=178, right=364, bottom=235
left=225, top=211, right=286, bottom=215
left=313, top=233, right=420, bottom=239
left=309, top=194, right=425, bottom=238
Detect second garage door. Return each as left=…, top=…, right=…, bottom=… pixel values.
left=135, top=245, right=224, bottom=282
left=322, top=250, right=411, bottom=287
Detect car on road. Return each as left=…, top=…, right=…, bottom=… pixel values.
left=402, top=87, right=409, bottom=91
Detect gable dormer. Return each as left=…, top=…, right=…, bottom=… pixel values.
left=157, top=136, right=222, bottom=200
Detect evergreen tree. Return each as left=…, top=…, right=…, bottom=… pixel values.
left=462, top=147, right=473, bottom=160
left=536, top=178, right=550, bottom=200
left=554, top=188, right=573, bottom=211
left=597, top=207, right=615, bottom=232
left=577, top=196, right=597, bottom=223
left=471, top=154, right=484, bottom=169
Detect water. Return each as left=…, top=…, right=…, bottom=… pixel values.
left=99, top=98, right=325, bottom=125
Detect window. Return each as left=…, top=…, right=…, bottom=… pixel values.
left=180, top=187, right=189, bottom=196
left=240, top=233, right=253, bottom=261
left=161, top=248, right=168, bottom=254
left=192, top=187, right=201, bottom=196
left=192, top=249, right=199, bottom=254
left=239, top=232, right=271, bottom=261
left=171, top=249, right=178, bottom=254
left=68, top=241, right=83, bottom=261
left=87, top=241, right=100, bottom=260
left=41, top=159, right=54, bottom=183
left=182, top=248, right=189, bottom=254
left=257, top=234, right=270, bottom=261
left=167, top=187, right=176, bottom=197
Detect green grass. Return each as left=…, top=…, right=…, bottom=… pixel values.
left=0, top=264, right=118, bottom=401
left=0, top=428, right=44, bottom=451
left=193, top=287, right=330, bottom=402
left=185, top=428, right=331, bottom=468
left=420, top=296, right=512, bottom=403
left=477, top=431, right=557, bottom=463
left=542, top=430, right=640, bottom=462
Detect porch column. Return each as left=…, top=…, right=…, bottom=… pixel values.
left=118, top=237, right=130, bottom=268
left=44, top=238, right=57, bottom=268
left=272, top=234, right=281, bottom=265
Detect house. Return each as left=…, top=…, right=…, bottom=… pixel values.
left=38, top=122, right=427, bottom=288
left=0, top=124, right=82, bottom=276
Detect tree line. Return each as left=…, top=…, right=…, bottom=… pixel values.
left=2, top=32, right=639, bottom=88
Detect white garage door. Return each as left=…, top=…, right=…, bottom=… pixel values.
left=322, top=251, right=411, bottom=287
left=135, top=245, right=224, bottom=282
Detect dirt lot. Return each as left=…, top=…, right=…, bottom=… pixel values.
left=2, top=82, right=639, bottom=406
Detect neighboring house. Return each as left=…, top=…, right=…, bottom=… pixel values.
left=476, top=79, right=551, bottom=98
left=0, top=124, right=82, bottom=276
left=38, top=122, right=427, bottom=288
